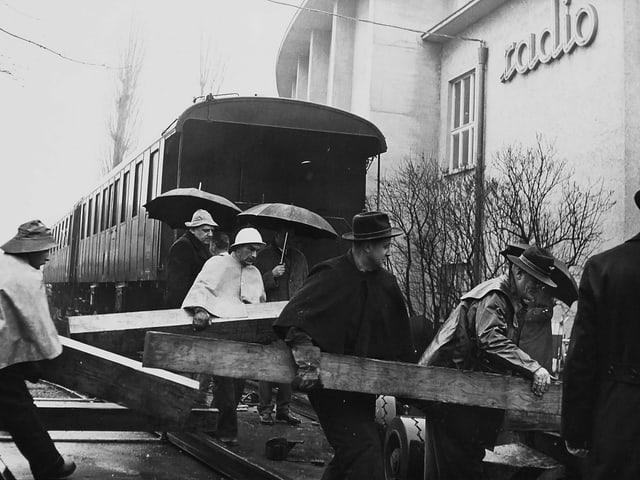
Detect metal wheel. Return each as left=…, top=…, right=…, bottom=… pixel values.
left=383, top=416, right=425, bottom=480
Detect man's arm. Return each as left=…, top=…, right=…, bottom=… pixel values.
left=562, top=258, right=599, bottom=454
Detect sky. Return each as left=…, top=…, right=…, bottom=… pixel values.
left=0, top=0, right=295, bottom=242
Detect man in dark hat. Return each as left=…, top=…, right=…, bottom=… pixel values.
left=273, top=211, right=416, bottom=480
left=0, top=220, right=77, bottom=480
left=165, top=209, right=217, bottom=308
left=561, top=190, right=640, bottom=479
left=418, top=245, right=556, bottom=479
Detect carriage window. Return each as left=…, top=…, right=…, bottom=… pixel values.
left=93, top=194, right=100, bottom=235
left=112, top=180, right=119, bottom=226
left=132, top=161, right=143, bottom=217
left=147, top=150, right=158, bottom=205
left=449, top=70, right=475, bottom=172
left=87, top=199, right=93, bottom=237
left=80, top=204, right=85, bottom=240
left=121, top=172, right=129, bottom=222
left=102, top=187, right=110, bottom=231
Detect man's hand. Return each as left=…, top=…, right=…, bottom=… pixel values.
left=531, top=366, right=552, bottom=397
left=565, top=440, right=589, bottom=458
left=272, top=264, right=286, bottom=279
left=192, top=308, right=210, bottom=331
left=291, top=344, right=322, bottom=391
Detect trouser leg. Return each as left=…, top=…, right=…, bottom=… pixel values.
left=309, top=389, right=383, bottom=480
left=258, top=381, right=274, bottom=415
left=275, top=382, right=292, bottom=416
left=213, top=376, right=246, bottom=438
left=0, top=364, right=62, bottom=477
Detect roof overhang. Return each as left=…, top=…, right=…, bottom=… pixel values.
left=174, top=96, right=387, bottom=156
left=421, top=0, right=509, bottom=43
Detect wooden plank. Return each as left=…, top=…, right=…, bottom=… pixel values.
left=503, top=410, right=560, bottom=432
left=41, top=336, right=200, bottom=425
left=69, top=302, right=287, bottom=333
left=0, top=400, right=217, bottom=432
left=142, top=332, right=562, bottom=417
left=0, top=456, right=16, bottom=480
left=68, top=302, right=286, bottom=359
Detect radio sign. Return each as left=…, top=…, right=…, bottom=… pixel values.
left=500, top=0, right=598, bottom=83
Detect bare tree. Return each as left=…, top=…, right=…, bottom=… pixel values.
left=379, top=136, right=614, bottom=328
left=103, top=26, right=144, bottom=173
left=198, top=31, right=227, bottom=97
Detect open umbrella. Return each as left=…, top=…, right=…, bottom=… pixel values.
left=237, top=203, right=338, bottom=240
left=500, top=243, right=578, bottom=306
left=144, top=188, right=241, bottom=229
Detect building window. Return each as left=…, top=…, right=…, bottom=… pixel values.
left=449, top=71, right=475, bottom=172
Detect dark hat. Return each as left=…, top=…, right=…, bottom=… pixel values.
left=1, top=220, right=57, bottom=254
left=635, top=190, right=640, bottom=210
left=342, top=211, right=402, bottom=241
left=507, top=245, right=558, bottom=288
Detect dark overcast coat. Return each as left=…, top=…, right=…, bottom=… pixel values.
left=562, top=233, right=640, bottom=479
left=165, top=231, right=211, bottom=308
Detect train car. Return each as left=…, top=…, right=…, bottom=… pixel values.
left=45, top=95, right=386, bottom=314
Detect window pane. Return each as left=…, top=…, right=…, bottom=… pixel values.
left=121, top=172, right=129, bottom=222
left=462, top=130, right=470, bottom=168
left=133, top=162, right=142, bottom=217
left=453, top=81, right=461, bottom=128
left=463, top=76, right=471, bottom=125
left=101, top=188, right=108, bottom=231
left=88, top=199, right=93, bottom=236
left=452, top=133, right=460, bottom=170
left=112, top=180, right=119, bottom=226
left=147, top=151, right=158, bottom=204
left=94, top=194, right=100, bottom=234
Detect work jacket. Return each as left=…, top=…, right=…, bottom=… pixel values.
left=255, top=243, right=308, bottom=302
left=165, top=231, right=211, bottom=308
left=0, top=252, right=62, bottom=370
left=420, top=275, right=541, bottom=378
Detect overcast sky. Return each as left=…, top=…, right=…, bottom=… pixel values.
left=0, top=0, right=294, bottom=242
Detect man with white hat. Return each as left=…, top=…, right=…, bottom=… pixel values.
left=0, top=220, right=77, bottom=479
left=165, top=209, right=218, bottom=308
left=182, top=227, right=266, bottom=446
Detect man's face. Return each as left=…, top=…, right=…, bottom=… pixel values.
left=513, top=266, right=547, bottom=303
left=234, top=244, right=262, bottom=266
left=191, top=225, right=215, bottom=245
left=364, top=238, right=392, bottom=270
left=28, top=250, right=50, bottom=269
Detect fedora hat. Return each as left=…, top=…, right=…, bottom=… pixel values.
left=635, top=189, right=640, bottom=210
left=185, top=209, right=218, bottom=228
left=342, top=211, right=402, bottom=241
left=507, top=245, right=558, bottom=288
left=1, top=220, right=57, bottom=254
left=230, top=227, right=265, bottom=250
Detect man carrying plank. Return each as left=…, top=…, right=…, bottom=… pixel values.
left=273, top=211, right=416, bottom=480
left=182, top=227, right=266, bottom=447
left=418, top=245, right=558, bottom=480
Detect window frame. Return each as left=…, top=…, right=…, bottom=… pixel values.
left=448, top=70, right=476, bottom=173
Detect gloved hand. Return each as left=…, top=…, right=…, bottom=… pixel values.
left=531, top=366, right=552, bottom=397
left=290, top=344, right=322, bottom=392
left=565, top=440, right=589, bottom=458
left=192, top=308, right=210, bottom=331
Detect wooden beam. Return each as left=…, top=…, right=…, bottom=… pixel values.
left=0, top=457, right=16, bottom=480
left=142, top=332, right=562, bottom=417
left=0, top=400, right=217, bottom=432
left=67, top=302, right=287, bottom=358
left=41, top=336, right=200, bottom=425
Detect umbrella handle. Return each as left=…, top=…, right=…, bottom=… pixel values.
left=280, top=231, right=289, bottom=264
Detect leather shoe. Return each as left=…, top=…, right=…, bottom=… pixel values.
left=34, top=458, right=77, bottom=480
left=260, top=412, right=274, bottom=425
left=276, top=412, right=301, bottom=426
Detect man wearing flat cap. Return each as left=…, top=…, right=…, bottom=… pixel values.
left=165, top=209, right=218, bottom=308
left=418, top=245, right=557, bottom=479
left=562, top=189, right=640, bottom=479
left=0, top=220, right=76, bottom=480
left=274, top=211, right=416, bottom=480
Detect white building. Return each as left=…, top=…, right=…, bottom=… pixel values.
left=275, top=0, right=640, bottom=246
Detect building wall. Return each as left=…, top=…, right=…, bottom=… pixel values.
left=437, top=0, right=637, bottom=246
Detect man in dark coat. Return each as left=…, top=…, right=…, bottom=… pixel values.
left=254, top=228, right=308, bottom=426
left=274, top=211, right=416, bottom=480
left=418, top=245, right=556, bottom=479
left=165, top=209, right=217, bottom=308
left=561, top=189, right=640, bottom=479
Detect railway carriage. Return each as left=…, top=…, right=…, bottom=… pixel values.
left=46, top=95, right=386, bottom=314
